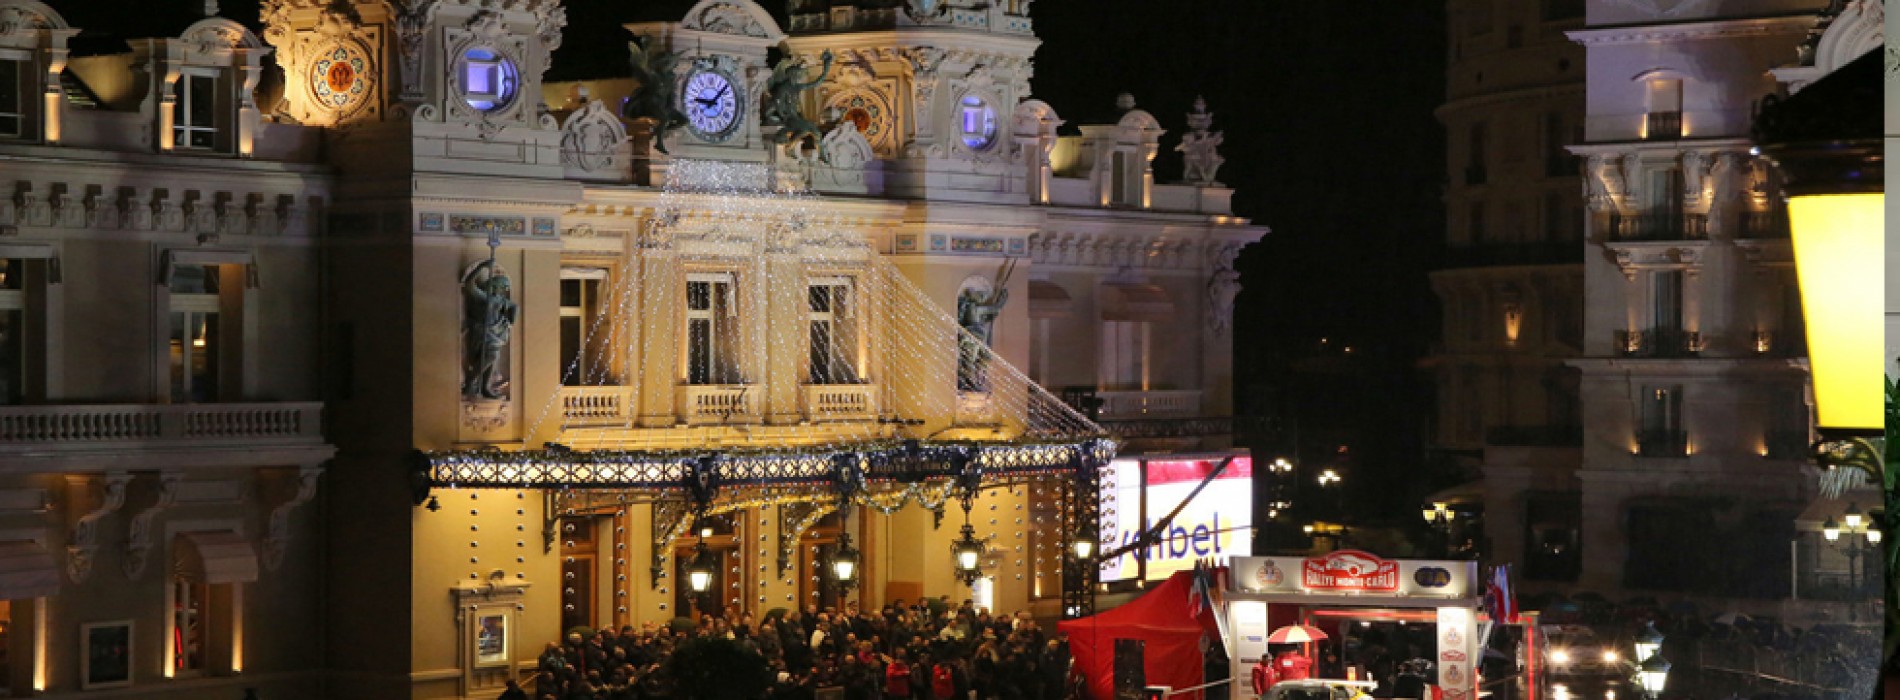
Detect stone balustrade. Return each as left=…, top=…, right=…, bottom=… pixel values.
left=0, top=402, right=323, bottom=447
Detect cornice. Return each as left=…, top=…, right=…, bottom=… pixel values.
left=1565, top=15, right=1814, bottom=46
left=1435, top=83, right=1586, bottom=120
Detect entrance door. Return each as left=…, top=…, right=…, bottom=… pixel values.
left=559, top=517, right=598, bottom=635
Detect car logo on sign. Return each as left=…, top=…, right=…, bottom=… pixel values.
left=1414, top=567, right=1453, bottom=587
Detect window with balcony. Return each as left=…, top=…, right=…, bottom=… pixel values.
left=1638, top=384, right=1686, bottom=457
left=807, top=279, right=857, bottom=385
left=1099, top=320, right=1148, bottom=391
left=1764, top=386, right=1810, bottom=459
left=172, top=71, right=220, bottom=150
left=685, top=274, right=740, bottom=385
left=1643, top=78, right=1683, bottom=140
left=0, top=56, right=24, bottom=139
left=1648, top=269, right=1686, bottom=354
left=169, top=265, right=227, bottom=403
left=559, top=272, right=605, bottom=386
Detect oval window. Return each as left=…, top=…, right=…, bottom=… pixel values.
left=958, top=94, right=997, bottom=150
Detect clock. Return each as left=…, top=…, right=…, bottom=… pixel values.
left=311, top=45, right=368, bottom=110
left=683, top=69, right=741, bottom=141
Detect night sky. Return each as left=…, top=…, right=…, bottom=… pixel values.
left=66, top=0, right=1455, bottom=527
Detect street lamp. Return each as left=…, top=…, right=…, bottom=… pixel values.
left=1752, top=49, right=1884, bottom=487
left=685, top=540, right=715, bottom=594
left=1071, top=521, right=1097, bottom=561
left=831, top=532, right=860, bottom=589
left=1632, top=622, right=1664, bottom=664
left=1821, top=502, right=1879, bottom=610
left=1635, top=653, right=1670, bottom=699
left=951, top=497, right=985, bottom=586
left=1317, top=468, right=1342, bottom=487
left=1422, top=502, right=1455, bottom=557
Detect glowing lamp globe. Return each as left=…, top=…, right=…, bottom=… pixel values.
left=1072, top=537, right=1095, bottom=560
left=831, top=553, right=857, bottom=584
left=686, top=543, right=715, bottom=593
left=1633, top=622, right=1664, bottom=663
left=956, top=543, right=981, bottom=572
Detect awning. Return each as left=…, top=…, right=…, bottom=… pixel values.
left=1425, top=479, right=1486, bottom=506
left=1794, top=494, right=1882, bottom=533
left=176, top=531, right=258, bottom=584
left=0, top=540, right=59, bottom=600
left=1098, top=281, right=1173, bottom=322
left=1029, top=279, right=1073, bottom=319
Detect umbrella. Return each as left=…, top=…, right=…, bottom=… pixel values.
left=1266, top=625, right=1330, bottom=644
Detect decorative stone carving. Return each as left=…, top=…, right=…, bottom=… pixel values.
left=1585, top=154, right=1630, bottom=212
left=0, top=5, right=60, bottom=36
left=685, top=2, right=776, bottom=38
left=1178, top=96, right=1225, bottom=187
left=812, top=122, right=873, bottom=191
left=263, top=466, right=321, bottom=571
left=66, top=473, right=131, bottom=584
left=393, top=0, right=436, bottom=102
left=560, top=99, right=627, bottom=172
left=1206, top=244, right=1241, bottom=337
left=122, top=473, right=180, bottom=580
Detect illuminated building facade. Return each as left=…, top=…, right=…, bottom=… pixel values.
left=0, top=0, right=1262, bottom=697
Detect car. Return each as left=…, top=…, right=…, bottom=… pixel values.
left=1540, top=626, right=1630, bottom=683
left=1260, top=679, right=1378, bottom=700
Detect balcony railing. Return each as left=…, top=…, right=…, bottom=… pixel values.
left=0, top=402, right=323, bottom=446
left=1636, top=429, right=1689, bottom=458
left=1611, top=212, right=1707, bottom=241
left=1097, top=390, right=1202, bottom=419
left=1485, top=425, right=1583, bottom=447
left=1739, top=210, right=1788, bottom=239
left=803, top=384, right=877, bottom=422
left=677, top=385, right=756, bottom=425
left=1750, top=329, right=1805, bottom=358
left=1643, top=111, right=1682, bottom=140
left=1615, top=329, right=1701, bottom=358
left=560, top=386, right=634, bottom=427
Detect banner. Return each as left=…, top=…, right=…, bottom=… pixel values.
left=1099, top=455, right=1253, bottom=581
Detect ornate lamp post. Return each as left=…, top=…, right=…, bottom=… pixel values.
left=685, top=540, right=715, bottom=594
left=831, top=507, right=861, bottom=592
left=1422, top=502, right=1455, bottom=557
left=1632, top=621, right=1664, bottom=665
left=1821, top=501, right=1880, bottom=615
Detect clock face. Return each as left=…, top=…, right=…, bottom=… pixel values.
left=311, top=46, right=368, bottom=110
left=684, top=70, right=740, bottom=141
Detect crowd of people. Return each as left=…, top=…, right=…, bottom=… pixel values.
left=515, top=599, right=1076, bottom=700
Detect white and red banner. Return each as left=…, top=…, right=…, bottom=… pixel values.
left=1437, top=607, right=1476, bottom=700
left=1099, top=454, right=1253, bottom=582
left=1229, top=553, right=1476, bottom=599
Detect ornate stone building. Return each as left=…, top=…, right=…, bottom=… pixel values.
left=1429, top=0, right=1588, bottom=577
left=0, top=1, right=334, bottom=698
left=0, top=0, right=1264, bottom=697
left=1475, top=0, right=1883, bottom=609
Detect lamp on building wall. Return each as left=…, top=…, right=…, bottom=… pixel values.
left=1751, top=49, right=1884, bottom=488
left=951, top=497, right=985, bottom=586
left=831, top=506, right=860, bottom=591
left=686, top=540, right=715, bottom=594
left=1071, top=521, right=1097, bottom=561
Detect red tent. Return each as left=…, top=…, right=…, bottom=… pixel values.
left=1057, top=570, right=1220, bottom=700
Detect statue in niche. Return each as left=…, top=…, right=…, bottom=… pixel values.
left=956, top=260, right=1015, bottom=392
left=462, top=256, right=518, bottom=401
left=762, top=51, right=835, bottom=149
left=1178, top=96, right=1226, bottom=186
left=623, top=37, right=688, bottom=155
left=1207, top=248, right=1242, bottom=337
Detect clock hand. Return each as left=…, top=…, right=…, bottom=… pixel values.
left=715, top=84, right=731, bottom=102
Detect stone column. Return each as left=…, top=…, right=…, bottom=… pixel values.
left=637, top=238, right=680, bottom=428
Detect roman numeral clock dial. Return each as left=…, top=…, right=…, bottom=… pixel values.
left=683, top=69, right=739, bottom=142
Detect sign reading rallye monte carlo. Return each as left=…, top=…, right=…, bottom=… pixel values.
left=1229, top=551, right=1477, bottom=599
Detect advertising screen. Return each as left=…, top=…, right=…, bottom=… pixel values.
left=1099, top=454, right=1252, bottom=581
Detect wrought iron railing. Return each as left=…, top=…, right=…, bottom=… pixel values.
left=1644, top=111, right=1683, bottom=140
left=1611, top=212, right=1708, bottom=240
left=1636, top=429, right=1689, bottom=458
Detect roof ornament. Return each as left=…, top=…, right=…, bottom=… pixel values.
left=1114, top=92, right=1137, bottom=113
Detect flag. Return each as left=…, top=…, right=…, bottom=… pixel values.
left=1484, top=564, right=1516, bottom=624
left=1188, top=559, right=1210, bottom=617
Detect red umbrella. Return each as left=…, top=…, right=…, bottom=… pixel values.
left=1266, top=625, right=1330, bottom=644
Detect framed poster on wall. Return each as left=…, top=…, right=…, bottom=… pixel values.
left=475, top=612, right=509, bottom=667
left=81, top=620, right=133, bottom=690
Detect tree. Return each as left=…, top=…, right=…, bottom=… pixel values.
left=663, top=635, right=774, bottom=700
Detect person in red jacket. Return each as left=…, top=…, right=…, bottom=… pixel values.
left=1275, top=648, right=1313, bottom=682
left=884, top=650, right=913, bottom=698
left=1251, top=656, right=1280, bottom=695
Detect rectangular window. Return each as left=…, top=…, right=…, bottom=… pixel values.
left=0, top=260, right=23, bottom=405
left=465, top=60, right=500, bottom=99
left=1098, top=320, right=1147, bottom=391
left=172, top=73, right=218, bottom=149
left=1543, top=192, right=1566, bottom=242
left=1651, top=270, right=1683, bottom=335
left=559, top=275, right=603, bottom=386
left=1523, top=493, right=1581, bottom=581
left=1468, top=201, right=1487, bottom=245
left=1644, top=79, right=1683, bottom=140
left=685, top=275, right=739, bottom=385
left=1543, top=113, right=1570, bottom=176
left=1465, top=123, right=1487, bottom=184
left=807, top=280, right=856, bottom=385
left=1110, top=153, right=1129, bottom=205
left=0, top=58, right=23, bottom=138
left=172, top=577, right=209, bottom=677
left=1639, top=384, right=1685, bottom=456
left=169, top=265, right=222, bottom=403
